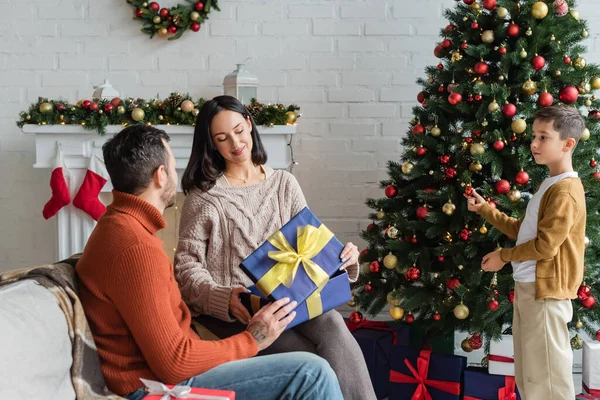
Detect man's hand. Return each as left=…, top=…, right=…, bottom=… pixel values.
left=246, top=297, right=297, bottom=351
left=229, top=287, right=252, bottom=324
left=464, top=189, right=486, bottom=213
left=481, top=250, right=506, bottom=272
left=339, top=242, right=359, bottom=272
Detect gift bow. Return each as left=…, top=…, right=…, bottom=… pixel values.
left=583, top=382, right=600, bottom=397
left=345, top=319, right=398, bottom=344
left=140, top=378, right=192, bottom=400
left=256, top=224, right=333, bottom=318
left=389, top=349, right=461, bottom=400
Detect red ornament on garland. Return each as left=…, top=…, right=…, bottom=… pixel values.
left=532, top=55, right=546, bottom=71
left=445, top=167, right=458, bottom=179
left=488, top=299, right=500, bottom=310
left=468, top=334, right=483, bottom=350
left=89, top=102, right=99, bottom=112
left=82, top=100, right=91, bottom=109
left=495, top=179, right=510, bottom=194
left=564, top=56, right=571, bottom=65
left=110, top=98, right=121, bottom=107
left=583, top=296, right=596, bottom=309
left=385, top=185, right=397, bottom=198
left=474, top=61, right=489, bottom=75
left=412, top=124, right=425, bottom=134
left=57, top=104, right=65, bottom=111
left=448, top=92, right=462, bottom=105
left=539, top=91, right=554, bottom=107
left=502, top=103, right=517, bottom=118
left=493, top=140, right=505, bottom=151
left=559, top=86, right=579, bottom=104
left=364, top=283, right=373, bottom=292
left=149, top=2, right=160, bottom=12
left=463, top=0, right=475, bottom=4
left=370, top=261, right=381, bottom=273
left=507, top=23, right=520, bottom=38
left=515, top=170, right=530, bottom=185
left=104, top=104, right=114, bottom=113
left=195, top=2, right=205, bottom=11
left=135, top=8, right=143, bottom=17
left=433, top=312, right=441, bottom=321
left=416, top=206, right=429, bottom=219
left=349, top=310, right=363, bottom=324
left=405, top=314, right=415, bottom=323
left=440, top=155, right=450, bottom=164
left=446, top=277, right=460, bottom=290
left=578, top=284, right=592, bottom=300
left=190, top=22, right=201, bottom=32
left=508, top=289, right=515, bottom=303
left=405, top=266, right=421, bottom=282
left=483, top=0, right=497, bottom=10
left=159, top=7, right=169, bottom=17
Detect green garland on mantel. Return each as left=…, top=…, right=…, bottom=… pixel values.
left=16, top=94, right=301, bottom=135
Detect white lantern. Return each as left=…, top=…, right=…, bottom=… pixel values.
left=92, top=79, right=120, bottom=100
left=222, top=64, right=259, bottom=105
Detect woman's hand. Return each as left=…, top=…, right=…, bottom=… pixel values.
left=339, top=242, right=359, bottom=272
left=229, top=287, right=252, bottom=324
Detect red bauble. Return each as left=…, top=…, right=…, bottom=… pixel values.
left=564, top=56, right=571, bottom=65
left=445, top=24, right=456, bottom=32
left=474, top=61, right=489, bottom=75
left=510, top=134, right=517, bottom=142
left=349, top=310, right=363, bottom=324
left=364, top=283, right=373, bottom=292
left=159, top=7, right=169, bottom=17
left=149, top=2, right=160, bottom=11
left=405, top=266, right=421, bottom=282
left=465, top=185, right=473, bottom=196
left=472, top=129, right=482, bottom=137
left=411, top=236, right=418, bottom=244
left=488, top=299, right=500, bottom=310
left=434, top=45, right=446, bottom=58
left=439, top=155, right=450, bottom=164
left=438, top=84, right=445, bottom=93
left=468, top=96, right=474, bottom=103
left=488, top=200, right=497, bottom=208
left=416, top=206, right=429, bottom=219
left=448, top=92, right=462, bottom=105
left=538, top=91, right=554, bottom=107
left=468, top=333, right=483, bottom=350
left=104, top=104, right=114, bottom=113
left=507, top=23, right=520, bottom=38
left=590, top=110, right=600, bottom=119
left=190, top=22, right=201, bottom=32
left=460, top=228, right=470, bottom=241
left=417, top=91, right=427, bottom=103
left=483, top=0, right=497, bottom=10
left=412, top=124, right=425, bottom=134
left=475, top=94, right=482, bottom=101
left=438, top=255, right=445, bottom=262
left=369, top=261, right=381, bottom=273
left=135, top=8, right=143, bottom=17
left=499, top=47, right=507, bottom=54
left=578, top=285, right=592, bottom=300
left=463, top=0, right=475, bottom=4
left=462, top=42, right=469, bottom=50
left=55, top=103, right=64, bottom=111
left=416, top=147, right=427, bottom=156
left=433, top=312, right=441, bottom=321
left=582, top=296, right=596, bottom=309
left=366, top=223, right=377, bottom=233
left=591, top=160, right=598, bottom=168
left=168, top=25, right=177, bottom=34
left=359, top=249, right=369, bottom=260
left=424, top=187, right=435, bottom=193
left=385, top=185, right=397, bottom=198
left=532, top=55, right=546, bottom=71
left=405, top=314, right=415, bottom=323
left=593, top=172, right=600, bottom=180
left=596, top=329, right=600, bottom=341
left=195, top=1, right=205, bottom=11
left=493, top=140, right=505, bottom=151
left=466, top=137, right=473, bottom=144
left=446, top=277, right=460, bottom=290
left=495, top=179, right=510, bottom=194
left=445, top=167, right=457, bottom=179
left=559, top=86, right=579, bottom=104
left=82, top=100, right=91, bottom=109
left=110, top=97, right=121, bottom=107
left=515, top=170, right=530, bottom=185
left=502, top=103, right=517, bottom=118
left=508, top=289, right=515, bottom=303
left=442, top=39, right=452, bottom=49
left=471, top=22, right=479, bottom=29
left=89, top=102, right=99, bottom=111
left=437, top=63, right=444, bottom=70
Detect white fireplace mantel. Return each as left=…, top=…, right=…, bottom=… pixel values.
left=23, top=124, right=296, bottom=259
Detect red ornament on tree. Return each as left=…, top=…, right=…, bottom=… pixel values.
left=417, top=92, right=427, bottom=103
left=583, top=296, right=596, bottom=309
left=411, top=235, right=418, bottom=244
left=434, top=45, right=446, bottom=58
left=438, top=84, right=446, bottom=93
left=463, top=0, right=475, bottom=4
left=446, top=277, right=460, bottom=290
left=493, top=140, right=505, bottom=151
left=564, top=56, right=571, bottom=65
left=190, top=22, right=201, bottom=32
left=471, top=22, right=479, bottom=29
left=483, top=0, right=497, bottom=10
left=465, top=137, right=473, bottom=144
left=462, top=42, right=469, bottom=50
left=488, top=199, right=497, bottom=209
left=405, top=314, right=415, bottom=323
left=495, top=179, right=510, bottom=194
left=589, top=110, right=600, bottom=119
left=364, top=283, right=373, bottom=292
left=416, top=147, right=427, bottom=156
left=474, top=61, right=489, bottom=75
left=195, top=2, right=205, bottom=11
left=445, top=167, right=457, bottom=179
left=472, top=129, right=482, bottom=137
left=499, top=46, right=507, bottom=55
left=508, top=289, right=515, bottom=303
left=438, top=255, right=445, bottom=262
left=539, top=91, right=554, bottom=107
left=532, top=55, right=546, bottom=71
left=502, top=103, right=517, bottom=118
left=448, top=92, right=462, bottom=105
left=405, top=266, right=421, bottom=282
left=440, top=155, right=450, bottom=164
left=507, top=23, right=520, bottom=38
left=159, top=7, right=169, bottom=17
left=468, top=334, right=483, bottom=350
left=445, top=24, right=456, bottom=32
left=442, top=39, right=452, bottom=48
left=437, top=63, right=444, bottom=70
left=349, top=310, right=363, bottom=324
left=385, top=185, right=397, bottom=198
left=465, top=185, right=473, bottom=196
left=515, top=170, right=530, bottom=185
left=359, top=249, right=369, bottom=261
left=578, top=284, right=592, bottom=300
left=412, top=124, right=425, bottom=134
left=559, top=86, right=579, bottom=104
left=149, top=2, right=160, bottom=11
left=433, top=312, right=441, bottom=321
left=488, top=299, right=499, bottom=311
left=474, top=93, right=482, bottom=101
left=593, top=172, right=600, bottom=180
left=416, top=206, right=429, bottom=219
left=596, top=330, right=600, bottom=341
left=460, top=228, right=470, bottom=241
left=370, top=261, right=381, bottom=273
left=591, top=160, right=598, bottom=168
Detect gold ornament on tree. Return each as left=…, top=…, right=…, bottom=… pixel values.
left=584, top=236, right=591, bottom=248
left=520, top=48, right=528, bottom=59
left=383, top=253, right=398, bottom=270
left=576, top=320, right=584, bottom=329
left=347, top=297, right=356, bottom=307
left=469, top=162, right=483, bottom=172
left=442, top=200, right=456, bottom=216
left=531, top=1, right=549, bottom=19
left=570, top=9, right=580, bottom=20
left=507, top=188, right=522, bottom=202
left=387, top=226, right=399, bottom=239
left=581, top=128, right=591, bottom=141
left=497, top=7, right=508, bottom=18
left=470, top=143, right=485, bottom=155
left=453, top=303, right=470, bottom=320
left=571, top=334, right=584, bottom=350
left=487, top=100, right=499, bottom=112
left=574, top=57, right=587, bottom=70
left=582, top=30, right=589, bottom=38
left=512, top=118, right=527, bottom=133
left=451, top=51, right=463, bottom=63
left=430, top=125, right=441, bottom=137
left=131, top=108, right=145, bottom=121
left=387, top=291, right=401, bottom=305
left=481, top=30, right=495, bottom=44
left=479, top=225, right=488, bottom=234
left=443, top=232, right=453, bottom=243
left=402, top=162, right=414, bottom=174
left=461, top=338, right=473, bottom=353
left=591, top=76, right=600, bottom=89
left=376, top=210, right=385, bottom=220
left=390, top=306, right=405, bottom=320
left=522, top=79, right=537, bottom=95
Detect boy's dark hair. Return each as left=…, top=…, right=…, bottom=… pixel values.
left=533, top=105, right=586, bottom=145
left=102, top=125, right=170, bottom=195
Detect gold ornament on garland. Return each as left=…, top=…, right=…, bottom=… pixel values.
left=285, top=111, right=298, bottom=125
left=157, top=27, right=169, bottom=38
left=39, top=102, right=54, bottom=114
left=180, top=100, right=194, bottom=113
left=131, top=107, right=145, bottom=122
left=383, top=253, right=398, bottom=270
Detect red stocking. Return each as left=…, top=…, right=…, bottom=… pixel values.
left=73, top=154, right=108, bottom=221
left=43, top=147, right=70, bottom=220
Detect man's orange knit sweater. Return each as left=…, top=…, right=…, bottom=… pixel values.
left=77, top=191, right=258, bottom=395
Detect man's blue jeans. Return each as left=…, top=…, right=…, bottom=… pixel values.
left=125, top=351, right=343, bottom=400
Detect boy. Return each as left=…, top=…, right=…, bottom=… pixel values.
left=465, top=105, right=586, bottom=400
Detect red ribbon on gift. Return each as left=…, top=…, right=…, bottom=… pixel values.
left=583, top=382, right=600, bottom=397
left=346, top=319, right=398, bottom=344
left=463, top=376, right=517, bottom=400
left=488, top=354, right=514, bottom=363
left=389, top=349, right=461, bottom=400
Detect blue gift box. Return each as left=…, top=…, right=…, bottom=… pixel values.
left=240, top=207, right=345, bottom=307
left=349, top=322, right=410, bottom=399
left=388, top=347, right=466, bottom=400
left=241, top=271, right=351, bottom=330
left=463, top=368, right=521, bottom=400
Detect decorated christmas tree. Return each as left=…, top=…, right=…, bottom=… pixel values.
left=353, top=0, right=600, bottom=352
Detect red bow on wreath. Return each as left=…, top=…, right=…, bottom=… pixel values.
left=389, top=349, right=461, bottom=400
left=345, top=319, right=398, bottom=344
left=464, top=375, right=517, bottom=400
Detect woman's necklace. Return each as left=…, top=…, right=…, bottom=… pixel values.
left=223, top=166, right=264, bottom=184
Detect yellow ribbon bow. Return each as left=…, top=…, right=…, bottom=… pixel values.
left=255, top=224, right=334, bottom=318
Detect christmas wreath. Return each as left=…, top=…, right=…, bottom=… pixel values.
left=16, top=94, right=301, bottom=135
left=127, top=0, right=220, bottom=40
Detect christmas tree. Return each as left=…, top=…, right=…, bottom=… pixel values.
left=353, top=0, right=600, bottom=352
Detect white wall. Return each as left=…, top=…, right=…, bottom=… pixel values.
left=2, top=0, right=600, bottom=271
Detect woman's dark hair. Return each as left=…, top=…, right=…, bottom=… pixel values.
left=181, top=95, right=267, bottom=193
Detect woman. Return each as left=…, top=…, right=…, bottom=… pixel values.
left=175, top=95, right=376, bottom=400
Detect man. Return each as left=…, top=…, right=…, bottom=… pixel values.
left=77, top=125, right=342, bottom=400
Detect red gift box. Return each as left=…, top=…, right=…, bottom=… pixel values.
left=141, top=379, right=235, bottom=400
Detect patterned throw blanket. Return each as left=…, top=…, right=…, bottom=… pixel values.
left=0, top=256, right=124, bottom=400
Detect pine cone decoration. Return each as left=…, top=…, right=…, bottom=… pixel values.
left=166, top=92, right=184, bottom=109
left=173, top=15, right=182, bottom=26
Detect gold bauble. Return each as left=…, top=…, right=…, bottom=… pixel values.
left=390, top=306, right=405, bottom=320
left=376, top=210, right=385, bottom=220
left=347, top=299, right=356, bottom=307
left=555, top=70, right=562, bottom=77
left=131, top=108, right=145, bottom=121
left=570, top=9, right=580, bottom=21
left=522, top=79, right=537, bottom=95
left=454, top=303, right=470, bottom=320
left=591, top=76, right=600, bottom=90
left=192, top=108, right=199, bottom=117
left=574, top=57, right=587, bottom=70
left=582, top=30, right=589, bottom=38
left=387, top=291, right=401, bottom=306
left=387, top=226, right=399, bottom=239
left=474, top=78, right=485, bottom=87
left=479, top=225, right=488, bottom=234
left=361, top=262, right=371, bottom=274
left=443, top=232, right=453, bottom=243
left=581, top=128, right=590, bottom=141
left=498, top=75, right=505, bottom=82
left=531, top=1, right=549, bottom=19
left=512, top=118, right=527, bottom=133
left=497, top=7, right=508, bottom=18
left=430, top=126, right=441, bottom=137
left=571, top=334, right=584, bottom=350
left=481, top=30, right=495, bottom=44
left=181, top=100, right=194, bottom=113
left=458, top=264, right=464, bottom=270
left=461, top=338, right=473, bottom=352
left=451, top=51, right=463, bottom=63
left=285, top=111, right=297, bottom=125
left=585, top=99, right=593, bottom=107
left=507, top=188, right=522, bottom=202
left=469, top=161, right=483, bottom=172
left=39, top=102, right=53, bottom=113
left=383, top=253, right=398, bottom=270
left=581, top=82, right=591, bottom=94
left=576, top=320, right=584, bottom=329
left=117, top=105, right=126, bottom=115
left=153, top=16, right=161, bottom=24
left=470, top=143, right=485, bottom=155
left=520, top=49, right=528, bottom=59
left=487, top=100, right=499, bottom=112
left=158, top=115, right=164, bottom=121
left=442, top=201, right=456, bottom=216
left=190, top=11, right=200, bottom=21
left=584, top=236, right=591, bottom=248
left=402, top=162, right=414, bottom=174
left=158, top=27, right=168, bottom=37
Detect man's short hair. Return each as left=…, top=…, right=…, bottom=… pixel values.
left=533, top=104, right=586, bottom=144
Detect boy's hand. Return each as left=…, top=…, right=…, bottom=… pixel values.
left=481, top=250, right=506, bottom=272
left=464, top=189, right=486, bottom=212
